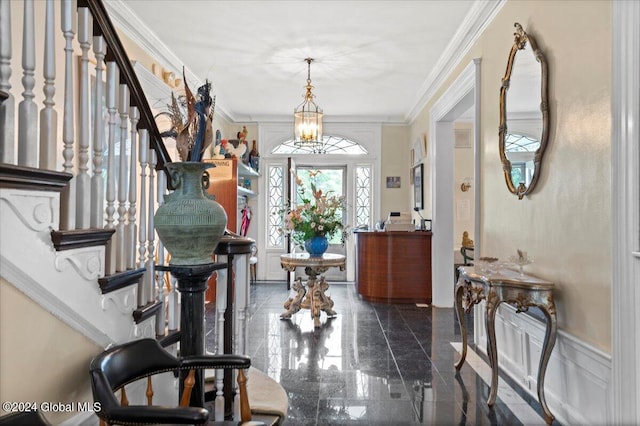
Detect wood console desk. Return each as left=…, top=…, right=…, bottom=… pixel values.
left=455, top=265, right=557, bottom=425
left=354, top=231, right=432, bottom=303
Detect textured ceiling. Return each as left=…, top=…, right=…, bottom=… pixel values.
left=116, top=0, right=486, bottom=123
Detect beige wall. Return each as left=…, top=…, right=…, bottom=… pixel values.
left=0, top=280, right=102, bottom=424
left=411, top=0, right=612, bottom=352
left=380, top=125, right=411, bottom=220
left=454, top=122, right=475, bottom=250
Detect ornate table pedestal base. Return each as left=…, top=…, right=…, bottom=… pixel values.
left=279, top=253, right=345, bottom=328
left=454, top=266, right=557, bottom=425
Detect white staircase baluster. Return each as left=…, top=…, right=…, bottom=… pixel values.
left=138, top=129, right=148, bottom=282
left=104, top=60, right=118, bottom=274
left=215, top=260, right=228, bottom=421
left=233, top=254, right=249, bottom=421
left=155, top=170, right=166, bottom=336
left=168, top=273, right=179, bottom=331
left=17, top=0, right=37, bottom=168
left=90, top=35, right=106, bottom=228
left=127, top=106, right=139, bottom=270
left=0, top=0, right=15, bottom=164
left=116, top=83, right=129, bottom=272
left=146, top=150, right=156, bottom=306
left=59, top=0, right=76, bottom=230
left=235, top=254, right=250, bottom=357
left=38, top=0, right=56, bottom=170
left=75, top=6, right=92, bottom=228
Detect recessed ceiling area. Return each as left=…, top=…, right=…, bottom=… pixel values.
left=112, top=1, right=497, bottom=123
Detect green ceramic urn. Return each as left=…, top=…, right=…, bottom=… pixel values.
left=154, top=162, right=227, bottom=265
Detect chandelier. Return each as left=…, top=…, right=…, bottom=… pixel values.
left=293, top=58, right=323, bottom=150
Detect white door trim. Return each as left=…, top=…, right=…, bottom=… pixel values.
left=611, top=1, right=640, bottom=423
left=429, top=59, right=480, bottom=307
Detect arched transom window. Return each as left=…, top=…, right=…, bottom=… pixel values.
left=271, top=135, right=368, bottom=155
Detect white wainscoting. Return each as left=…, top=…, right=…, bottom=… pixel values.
left=473, top=302, right=612, bottom=425
left=0, top=187, right=151, bottom=347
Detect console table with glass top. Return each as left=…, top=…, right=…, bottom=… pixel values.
left=280, top=253, right=346, bottom=328
left=454, top=265, right=557, bottom=425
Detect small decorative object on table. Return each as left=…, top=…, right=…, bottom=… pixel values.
left=278, top=171, right=347, bottom=257
left=461, top=231, right=474, bottom=248
left=248, top=139, right=260, bottom=172
left=510, top=249, right=533, bottom=275
left=476, top=256, right=499, bottom=273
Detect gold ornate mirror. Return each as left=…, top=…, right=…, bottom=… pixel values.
left=499, top=23, right=549, bottom=199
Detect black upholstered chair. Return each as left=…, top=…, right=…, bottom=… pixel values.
left=89, top=338, right=262, bottom=425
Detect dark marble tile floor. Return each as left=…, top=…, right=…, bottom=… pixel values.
left=205, top=282, right=550, bottom=425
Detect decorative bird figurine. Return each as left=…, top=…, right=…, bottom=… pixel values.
left=238, top=125, right=248, bottom=142
left=225, top=140, right=247, bottom=159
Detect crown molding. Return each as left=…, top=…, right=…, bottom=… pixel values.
left=106, top=0, right=503, bottom=126
left=406, top=0, right=506, bottom=123
left=104, top=0, right=235, bottom=123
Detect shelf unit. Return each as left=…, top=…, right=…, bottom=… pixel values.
left=237, top=161, right=259, bottom=199
left=204, top=157, right=260, bottom=303
left=204, top=157, right=259, bottom=233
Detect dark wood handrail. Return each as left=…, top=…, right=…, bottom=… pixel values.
left=78, top=0, right=172, bottom=172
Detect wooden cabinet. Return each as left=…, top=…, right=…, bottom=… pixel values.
left=354, top=231, right=432, bottom=303
left=204, top=158, right=258, bottom=233
left=204, top=158, right=259, bottom=302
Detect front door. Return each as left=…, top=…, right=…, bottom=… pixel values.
left=293, top=165, right=347, bottom=282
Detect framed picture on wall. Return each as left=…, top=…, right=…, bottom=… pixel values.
left=386, top=176, right=401, bottom=188
left=413, top=163, right=423, bottom=209
left=455, top=128, right=472, bottom=148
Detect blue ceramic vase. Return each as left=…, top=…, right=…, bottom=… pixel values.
left=305, top=235, right=329, bottom=257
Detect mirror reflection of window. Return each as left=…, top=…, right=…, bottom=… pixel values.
left=505, top=133, right=539, bottom=187
left=510, top=163, right=525, bottom=186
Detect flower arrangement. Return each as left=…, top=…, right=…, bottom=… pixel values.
left=279, top=171, right=348, bottom=248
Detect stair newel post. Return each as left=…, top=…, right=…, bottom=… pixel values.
left=59, top=0, right=76, bottom=230
left=145, top=149, right=156, bottom=307
left=155, top=168, right=166, bottom=336
left=90, top=33, right=105, bottom=228
left=0, top=0, right=15, bottom=164
left=39, top=0, right=57, bottom=170
left=137, top=129, right=148, bottom=303
left=127, top=106, right=139, bottom=271
left=75, top=6, right=92, bottom=228
left=169, top=263, right=219, bottom=408
left=116, top=82, right=129, bottom=272
left=214, top=237, right=253, bottom=420
left=17, top=0, right=37, bottom=168
left=104, top=59, right=117, bottom=274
